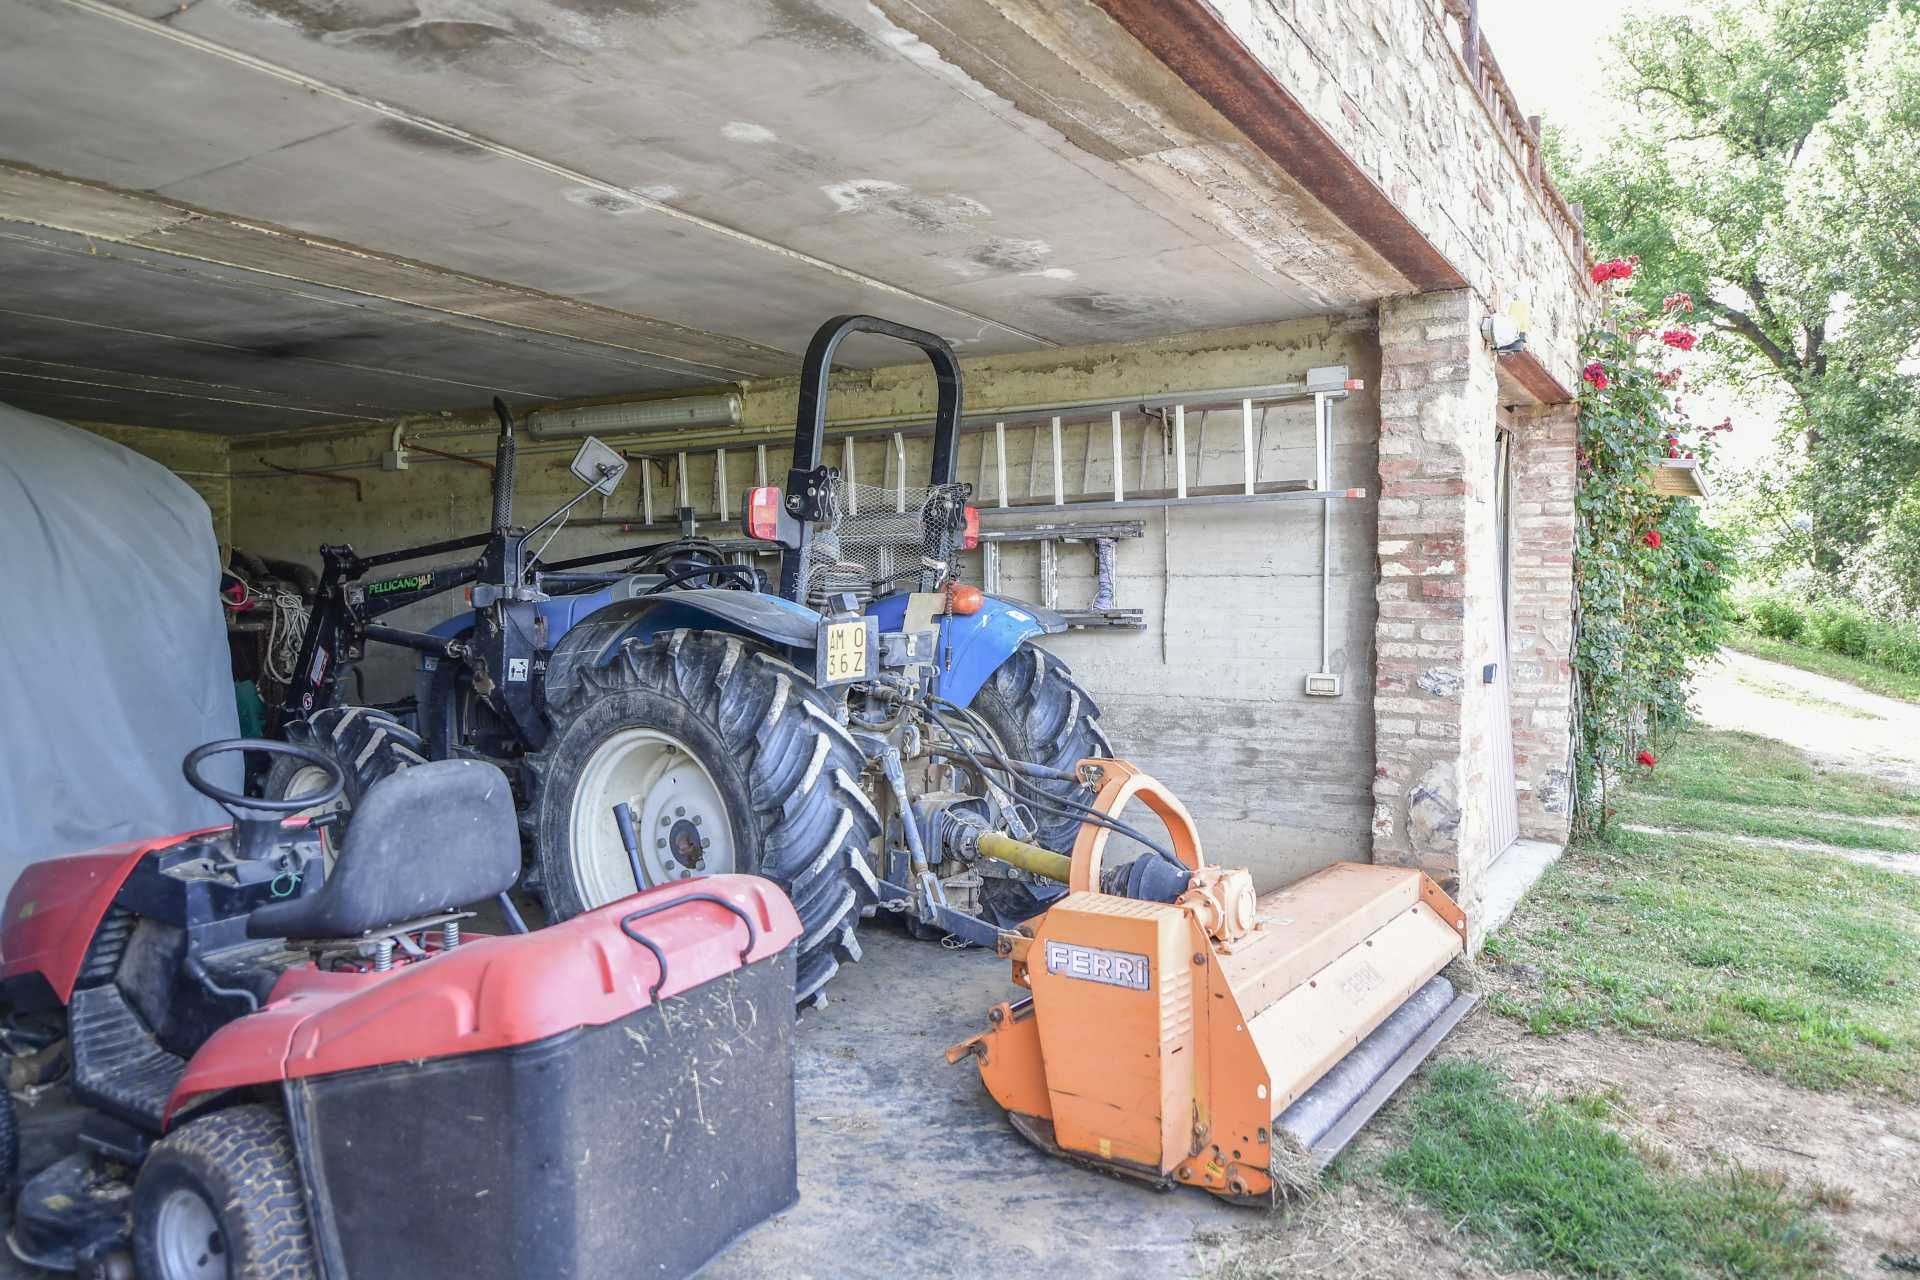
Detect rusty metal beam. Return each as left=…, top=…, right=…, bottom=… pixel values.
left=1500, top=349, right=1573, bottom=405
left=1091, top=0, right=1467, bottom=293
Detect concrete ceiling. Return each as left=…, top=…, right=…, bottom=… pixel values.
left=0, top=0, right=1404, bottom=433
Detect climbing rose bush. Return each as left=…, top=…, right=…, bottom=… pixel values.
left=1573, top=291, right=1735, bottom=834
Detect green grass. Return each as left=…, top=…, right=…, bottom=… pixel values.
left=1373, top=1059, right=1829, bottom=1280
left=1489, top=731, right=1920, bottom=1094
left=1627, top=793, right=1920, bottom=853
left=1634, top=729, right=1920, bottom=819
left=1730, top=630, right=1920, bottom=705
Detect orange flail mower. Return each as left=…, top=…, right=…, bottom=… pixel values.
left=947, top=760, right=1476, bottom=1205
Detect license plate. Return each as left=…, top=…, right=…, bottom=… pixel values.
left=817, top=618, right=875, bottom=686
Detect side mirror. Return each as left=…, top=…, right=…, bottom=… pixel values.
left=570, top=436, right=627, bottom=495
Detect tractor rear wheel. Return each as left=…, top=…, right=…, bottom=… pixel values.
left=966, top=643, right=1110, bottom=919
left=130, top=1105, right=316, bottom=1280
left=264, top=706, right=426, bottom=866
left=533, top=629, right=880, bottom=1005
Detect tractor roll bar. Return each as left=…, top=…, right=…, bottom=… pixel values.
left=781, top=314, right=964, bottom=599
left=790, top=314, right=963, bottom=483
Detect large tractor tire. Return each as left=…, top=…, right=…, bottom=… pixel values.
left=966, top=643, right=1111, bottom=920
left=130, top=1105, right=317, bottom=1280
left=533, top=629, right=881, bottom=1005
left=263, top=707, right=426, bottom=865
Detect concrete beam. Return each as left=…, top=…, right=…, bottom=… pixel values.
left=0, top=163, right=793, bottom=380
left=1087, top=0, right=1467, bottom=293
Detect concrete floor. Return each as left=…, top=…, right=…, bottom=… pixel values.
left=1, top=925, right=1236, bottom=1279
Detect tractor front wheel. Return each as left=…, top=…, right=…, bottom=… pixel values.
left=130, top=1105, right=317, bottom=1280
left=263, top=706, right=427, bottom=867
left=533, top=629, right=881, bottom=1005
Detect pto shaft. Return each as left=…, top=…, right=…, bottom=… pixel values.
left=977, top=832, right=1071, bottom=884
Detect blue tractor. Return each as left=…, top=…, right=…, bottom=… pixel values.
left=269, top=316, right=1112, bottom=1003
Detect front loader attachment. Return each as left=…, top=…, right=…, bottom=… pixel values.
left=948, top=761, right=1476, bottom=1205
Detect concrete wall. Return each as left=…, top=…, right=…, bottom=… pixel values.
left=225, top=318, right=1381, bottom=886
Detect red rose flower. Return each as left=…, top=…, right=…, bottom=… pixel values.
left=1668, top=446, right=1679, bottom=457
left=1636, top=750, right=1657, bottom=768
left=1660, top=328, right=1697, bottom=351
left=1643, top=529, right=1662, bottom=549
left=1589, top=258, right=1635, bottom=285
left=1662, top=291, right=1694, bottom=313
left=1582, top=361, right=1610, bottom=391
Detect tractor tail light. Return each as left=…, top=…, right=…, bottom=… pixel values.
left=962, top=505, right=980, bottom=550
left=745, top=486, right=784, bottom=541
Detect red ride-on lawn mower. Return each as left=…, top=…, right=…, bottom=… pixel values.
left=0, top=740, right=802, bottom=1280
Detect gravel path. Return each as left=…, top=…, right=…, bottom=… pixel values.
left=1691, top=648, right=1920, bottom=791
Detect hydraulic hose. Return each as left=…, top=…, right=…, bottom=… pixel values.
left=185, top=951, right=259, bottom=1013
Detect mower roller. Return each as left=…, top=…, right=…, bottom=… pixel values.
left=948, top=760, right=1477, bottom=1205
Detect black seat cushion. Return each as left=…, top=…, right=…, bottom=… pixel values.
left=248, top=759, right=519, bottom=941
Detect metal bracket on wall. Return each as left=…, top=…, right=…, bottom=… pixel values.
left=979, top=520, right=1146, bottom=630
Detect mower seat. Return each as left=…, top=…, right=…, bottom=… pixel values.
left=247, top=759, right=519, bottom=941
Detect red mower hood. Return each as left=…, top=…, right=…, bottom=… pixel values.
left=0, top=828, right=222, bottom=1000
left=168, top=874, right=800, bottom=1122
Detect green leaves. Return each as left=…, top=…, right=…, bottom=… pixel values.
left=1573, top=315, right=1736, bottom=833
left=1556, top=0, right=1920, bottom=590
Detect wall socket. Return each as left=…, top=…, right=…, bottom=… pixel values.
left=1304, top=672, right=1342, bottom=697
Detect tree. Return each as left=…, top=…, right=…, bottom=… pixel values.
left=1551, top=0, right=1920, bottom=586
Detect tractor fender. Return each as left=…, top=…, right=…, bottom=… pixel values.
left=542, top=590, right=823, bottom=705
left=866, top=594, right=1068, bottom=706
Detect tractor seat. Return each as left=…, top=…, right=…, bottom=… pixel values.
left=248, top=759, right=519, bottom=941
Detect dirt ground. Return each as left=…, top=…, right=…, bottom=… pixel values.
left=1199, top=996, right=1920, bottom=1279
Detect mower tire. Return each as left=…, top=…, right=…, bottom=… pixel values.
left=535, top=629, right=880, bottom=1005
left=264, top=706, right=427, bottom=856
left=131, top=1105, right=316, bottom=1280
left=966, top=643, right=1110, bottom=918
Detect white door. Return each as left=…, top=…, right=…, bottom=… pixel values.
left=1487, top=427, right=1521, bottom=861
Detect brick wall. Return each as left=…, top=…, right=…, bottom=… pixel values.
left=1199, top=0, right=1591, bottom=390
left=1370, top=289, right=1503, bottom=935
left=1506, top=404, right=1577, bottom=839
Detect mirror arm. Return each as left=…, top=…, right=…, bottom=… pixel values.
left=518, top=464, right=620, bottom=580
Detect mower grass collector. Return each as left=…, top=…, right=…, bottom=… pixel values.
left=0, top=739, right=800, bottom=1279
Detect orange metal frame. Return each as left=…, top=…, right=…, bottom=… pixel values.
left=950, top=759, right=1467, bottom=1204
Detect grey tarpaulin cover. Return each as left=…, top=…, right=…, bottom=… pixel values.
left=0, top=403, right=237, bottom=889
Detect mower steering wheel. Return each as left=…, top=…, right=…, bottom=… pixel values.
left=183, top=739, right=345, bottom=818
